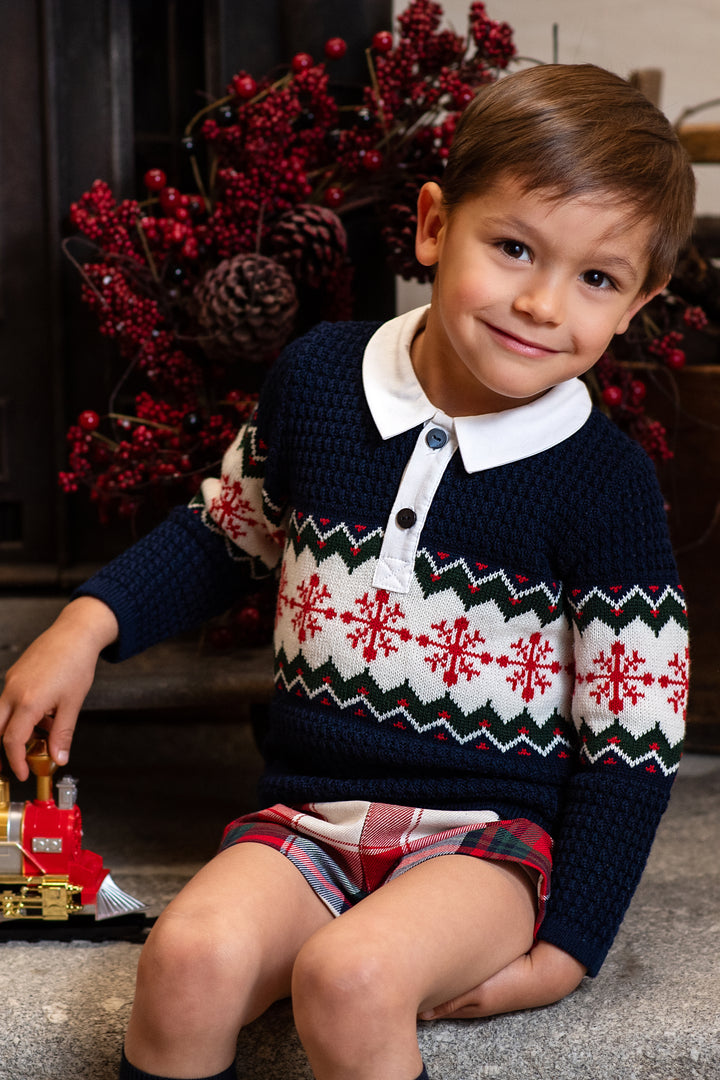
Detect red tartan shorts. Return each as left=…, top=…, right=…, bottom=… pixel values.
left=220, top=801, right=553, bottom=935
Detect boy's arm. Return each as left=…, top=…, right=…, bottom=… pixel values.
left=518, top=429, right=689, bottom=979
left=533, top=575, right=687, bottom=977
left=0, top=353, right=295, bottom=779
left=419, top=940, right=586, bottom=1019
left=74, top=357, right=292, bottom=662
left=0, top=596, right=118, bottom=779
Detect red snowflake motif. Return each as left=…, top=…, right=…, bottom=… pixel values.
left=496, top=632, right=562, bottom=702
left=281, top=572, right=337, bottom=643
left=208, top=474, right=257, bottom=542
left=340, top=589, right=412, bottom=661
left=658, top=647, right=690, bottom=716
left=580, top=640, right=654, bottom=714
left=416, top=615, right=492, bottom=687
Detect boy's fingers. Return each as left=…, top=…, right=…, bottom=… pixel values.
left=421, top=954, right=536, bottom=1020
left=1, top=705, right=38, bottom=780
left=0, top=701, right=79, bottom=780
left=46, top=708, right=79, bottom=768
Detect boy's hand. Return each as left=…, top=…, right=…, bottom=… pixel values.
left=0, top=597, right=119, bottom=781
left=419, top=941, right=586, bottom=1020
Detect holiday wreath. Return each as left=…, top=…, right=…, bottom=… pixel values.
left=60, top=0, right=717, bottom=528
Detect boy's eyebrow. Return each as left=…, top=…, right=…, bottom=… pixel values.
left=589, top=252, right=643, bottom=280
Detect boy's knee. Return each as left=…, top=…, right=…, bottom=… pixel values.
left=292, top=928, right=420, bottom=1069
left=292, top=927, right=403, bottom=1023
left=139, top=908, right=255, bottom=1002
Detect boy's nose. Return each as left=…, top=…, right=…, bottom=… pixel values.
left=513, top=279, right=565, bottom=325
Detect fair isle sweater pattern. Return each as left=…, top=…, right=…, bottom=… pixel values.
left=77, top=318, right=688, bottom=976
left=199, top=353, right=686, bottom=777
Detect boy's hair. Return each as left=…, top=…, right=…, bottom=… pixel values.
left=441, top=64, right=696, bottom=293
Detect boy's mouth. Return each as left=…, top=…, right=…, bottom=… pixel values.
left=484, top=321, right=562, bottom=358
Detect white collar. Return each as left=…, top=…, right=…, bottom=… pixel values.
left=363, top=306, right=592, bottom=473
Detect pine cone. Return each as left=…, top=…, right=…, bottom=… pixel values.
left=194, top=253, right=298, bottom=361
left=269, top=204, right=348, bottom=289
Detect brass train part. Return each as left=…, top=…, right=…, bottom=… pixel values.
left=26, top=733, right=58, bottom=802
left=0, top=875, right=82, bottom=920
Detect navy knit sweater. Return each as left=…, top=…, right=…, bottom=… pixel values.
left=76, top=318, right=688, bottom=977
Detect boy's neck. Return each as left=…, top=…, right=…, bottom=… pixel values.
left=409, top=322, right=547, bottom=418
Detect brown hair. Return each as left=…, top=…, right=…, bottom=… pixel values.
left=441, top=64, right=696, bottom=293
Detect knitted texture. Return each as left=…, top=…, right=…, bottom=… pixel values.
left=77, top=319, right=688, bottom=978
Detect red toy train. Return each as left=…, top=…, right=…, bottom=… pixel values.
left=0, top=730, right=144, bottom=921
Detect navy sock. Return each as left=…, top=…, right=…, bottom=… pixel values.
left=119, top=1050, right=236, bottom=1080
left=415, top=1067, right=430, bottom=1080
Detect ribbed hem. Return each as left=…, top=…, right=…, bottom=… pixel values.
left=119, top=1050, right=236, bottom=1080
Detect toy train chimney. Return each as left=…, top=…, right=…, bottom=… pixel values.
left=25, top=732, right=58, bottom=802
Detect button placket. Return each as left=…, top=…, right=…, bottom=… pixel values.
left=373, top=416, right=456, bottom=594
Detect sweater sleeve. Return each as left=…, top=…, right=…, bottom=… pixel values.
left=536, top=442, right=688, bottom=976
left=74, top=353, right=293, bottom=662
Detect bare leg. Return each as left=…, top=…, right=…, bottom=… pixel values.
left=124, top=843, right=333, bottom=1079
left=292, top=854, right=536, bottom=1080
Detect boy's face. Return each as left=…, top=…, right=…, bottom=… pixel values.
left=413, top=178, right=665, bottom=416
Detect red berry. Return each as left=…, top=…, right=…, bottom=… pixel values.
left=117, top=500, right=140, bottom=518
left=324, top=37, right=347, bottom=60
left=291, top=52, right=313, bottom=73
left=361, top=149, right=383, bottom=171
left=232, top=604, right=262, bottom=636
left=630, top=379, right=647, bottom=404
left=682, top=304, right=708, bottom=330
left=372, top=30, right=394, bottom=53
left=601, top=385, right=623, bottom=408
left=143, top=168, right=167, bottom=191
left=231, top=73, right=257, bottom=99
left=323, top=185, right=345, bottom=208
left=159, top=186, right=182, bottom=214
left=453, top=86, right=475, bottom=109
left=207, top=626, right=234, bottom=651
left=78, top=410, right=101, bottom=431
left=666, top=349, right=687, bottom=370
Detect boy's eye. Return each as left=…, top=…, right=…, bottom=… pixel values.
left=498, top=240, right=531, bottom=262
left=582, top=269, right=614, bottom=290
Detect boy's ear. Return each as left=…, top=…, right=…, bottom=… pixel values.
left=415, top=181, right=446, bottom=267
left=616, top=276, right=671, bottom=334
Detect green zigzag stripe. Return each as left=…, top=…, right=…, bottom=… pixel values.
left=286, top=515, right=566, bottom=625
left=414, top=551, right=563, bottom=624
left=577, top=716, right=682, bottom=773
left=287, top=515, right=383, bottom=568
left=571, top=589, right=687, bottom=635
left=275, top=647, right=572, bottom=750
left=233, top=422, right=267, bottom=480
left=284, top=514, right=685, bottom=635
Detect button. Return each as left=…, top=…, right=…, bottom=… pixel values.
left=425, top=427, right=448, bottom=449
left=396, top=507, right=417, bottom=529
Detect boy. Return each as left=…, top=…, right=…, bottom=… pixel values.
left=0, top=64, right=694, bottom=1080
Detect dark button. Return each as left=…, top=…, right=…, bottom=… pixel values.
left=425, top=427, right=448, bottom=449
left=396, top=507, right=417, bottom=530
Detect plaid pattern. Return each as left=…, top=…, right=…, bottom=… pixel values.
left=221, top=801, right=552, bottom=934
